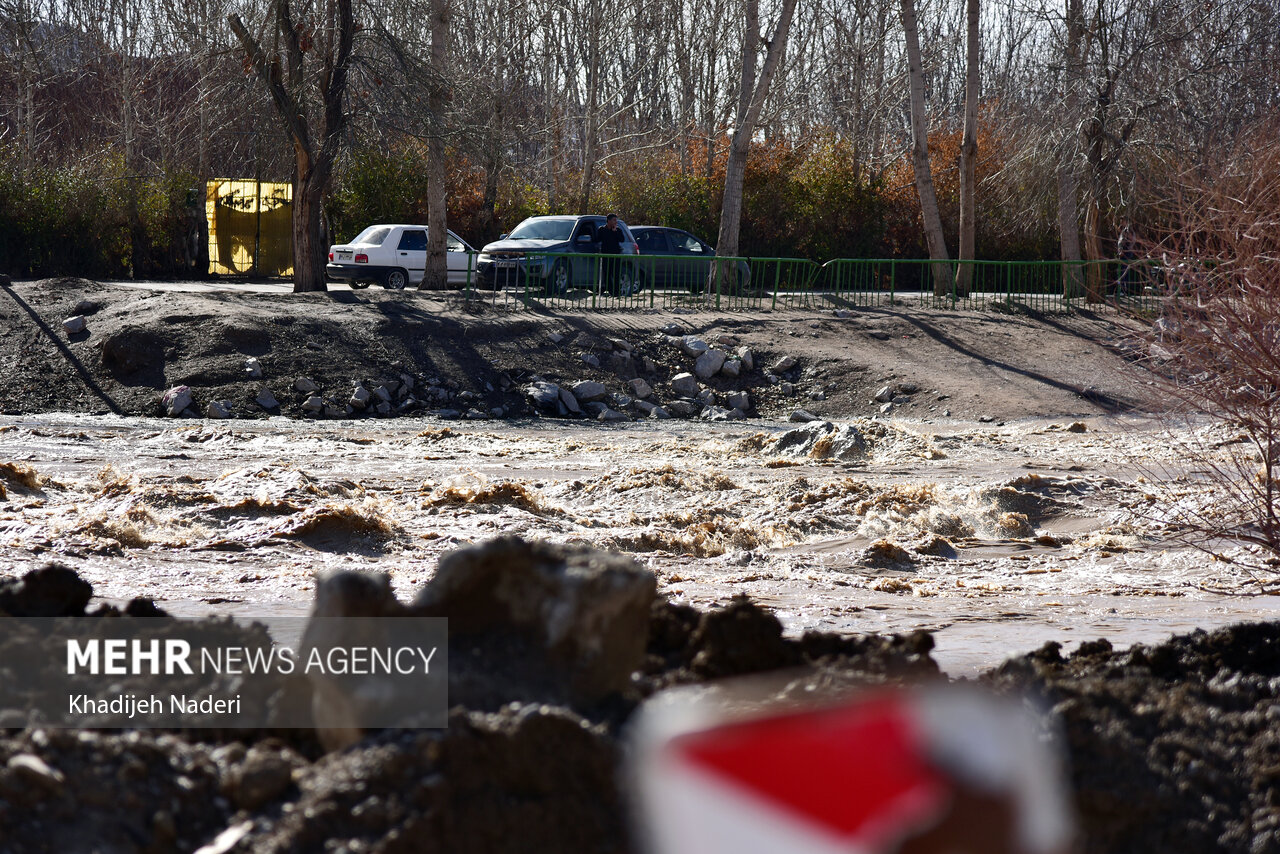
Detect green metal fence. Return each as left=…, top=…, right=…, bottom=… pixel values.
left=457, top=252, right=1161, bottom=315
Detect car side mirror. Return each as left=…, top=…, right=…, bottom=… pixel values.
left=576, top=234, right=593, bottom=243
left=499, top=233, right=508, bottom=240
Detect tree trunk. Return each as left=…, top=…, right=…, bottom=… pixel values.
left=228, top=0, right=353, bottom=294
left=423, top=0, right=451, bottom=291
left=956, top=0, right=979, bottom=298
left=1057, top=0, right=1084, bottom=298
left=714, top=0, right=799, bottom=262
left=292, top=152, right=327, bottom=291
left=899, top=0, right=952, bottom=297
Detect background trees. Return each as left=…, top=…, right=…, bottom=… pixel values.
left=2, top=0, right=1278, bottom=279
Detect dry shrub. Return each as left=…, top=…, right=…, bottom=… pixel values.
left=1137, top=119, right=1280, bottom=580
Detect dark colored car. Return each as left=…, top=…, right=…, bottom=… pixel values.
left=476, top=215, right=642, bottom=295
left=630, top=226, right=754, bottom=294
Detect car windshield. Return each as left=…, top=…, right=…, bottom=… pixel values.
left=507, top=219, right=574, bottom=241
left=351, top=226, right=392, bottom=246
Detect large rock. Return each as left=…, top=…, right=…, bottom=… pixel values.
left=244, top=357, right=263, bottom=379
left=720, top=359, right=742, bottom=378
left=737, top=346, right=754, bottom=371
left=62, top=315, right=87, bottom=335
left=523, top=381, right=561, bottom=412
left=775, top=420, right=835, bottom=455
left=771, top=355, right=798, bottom=373
left=694, top=349, right=727, bottom=380
left=812, top=423, right=867, bottom=460
left=670, top=372, right=700, bottom=397
left=626, top=378, right=653, bottom=400
left=788, top=408, right=820, bottom=423
left=301, top=395, right=324, bottom=414
left=349, top=384, right=372, bottom=409
left=0, top=564, right=93, bottom=617
left=874, top=385, right=895, bottom=403
left=597, top=408, right=629, bottom=422
left=649, top=406, right=672, bottom=419
left=255, top=388, right=279, bottom=411
left=205, top=400, right=232, bottom=419
left=294, top=377, right=320, bottom=394
left=413, top=537, right=656, bottom=708
left=677, top=336, right=709, bottom=357
left=572, top=380, right=609, bottom=403
left=162, top=385, right=193, bottom=417
left=559, top=387, right=582, bottom=415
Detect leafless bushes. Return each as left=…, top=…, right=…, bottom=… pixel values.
left=1138, top=122, right=1280, bottom=580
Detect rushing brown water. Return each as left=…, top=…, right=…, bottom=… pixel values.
left=1, top=413, right=1276, bottom=674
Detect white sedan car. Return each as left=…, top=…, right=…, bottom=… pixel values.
left=326, top=224, right=477, bottom=289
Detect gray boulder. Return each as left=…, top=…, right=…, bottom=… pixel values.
left=737, top=347, right=754, bottom=371
left=294, top=377, right=320, bottom=394
left=720, top=359, right=742, bottom=378
left=771, top=355, right=797, bottom=373
left=626, top=378, right=653, bottom=399
left=350, top=384, right=371, bottom=409
left=666, top=400, right=699, bottom=418
left=788, top=409, right=820, bottom=423
left=162, top=385, right=193, bottom=417
left=301, top=395, right=324, bottom=414
left=598, top=408, right=629, bottom=422
left=62, top=315, right=86, bottom=335
left=205, top=400, right=232, bottom=419
left=523, top=382, right=561, bottom=412
left=244, top=357, right=263, bottom=379
left=254, top=388, right=279, bottom=411
left=649, top=406, right=672, bottom=419
left=695, top=348, right=727, bottom=380
left=874, top=385, right=895, bottom=403
left=678, top=336, right=709, bottom=357
left=726, top=391, right=751, bottom=410
left=776, top=419, right=834, bottom=454
left=572, top=380, right=609, bottom=403
left=559, top=387, right=582, bottom=415
left=812, top=423, right=867, bottom=461
left=670, top=372, right=700, bottom=397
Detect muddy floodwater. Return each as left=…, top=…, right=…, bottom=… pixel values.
left=2, top=413, right=1276, bottom=674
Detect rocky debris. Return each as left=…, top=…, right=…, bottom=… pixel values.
left=205, top=400, right=232, bottom=419
left=789, top=408, right=819, bottom=423
left=610, top=338, right=634, bottom=352
left=771, top=355, right=798, bottom=373
left=880, top=402, right=894, bottom=414
left=598, top=408, right=628, bottom=422
left=412, top=537, right=657, bottom=709
left=254, top=388, right=279, bottom=411
left=697, top=389, right=717, bottom=407
left=737, top=346, right=754, bottom=371
left=572, top=380, right=609, bottom=403
left=0, top=563, right=93, bottom=617
left=874, top=385, right=895, bottom=403
left=649, top=406, right=671, bottom=419
left=62, top=315, right=86, bottom=335
left=548, top=332, right=565, bottom=344
left=373, top=385, right=392, bottom=403
left=374, top=401, right=392, bottom=416
left=72, top=299, right=100, bottom=315
left=244, top=357, right=263, bottom=378
left=694, top=348, right=727, bottom=380
left=293, top=377, right=320, bottom=394
left=5, top=754, right=66, bottom=797
left=833, top=309, right=854, bottom=318
left=898, top=381, right=920, bottom=394
left=726, top=391, right=751, bottom=411
left=301, top=395, right=324, bottom=414
left=349, top=383, right=371, bottom=409
left=580, top=353, right=601, bottom=368
left=162, top=385, right=193, bottom=416
left=780, top=382, right=796, bottom=396
left=701, top=406, right=732, bottom=421
left=626, top=378, right=653, bottom=399
left=670, top=372, right=700, bottom=398
left=437, top=408, right=462, bottom=419
left=720, top=358, right=742, bottom=378
left=674, top=335, right=709, bottom=357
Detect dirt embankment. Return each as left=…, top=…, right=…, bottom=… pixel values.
left=0, top=278, right=1155, bottom=422
left=2, top=541, right=1280, bottom=854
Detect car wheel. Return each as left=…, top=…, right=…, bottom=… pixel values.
left=545, top=259, right=569, bottom=296
left=617, top=266, right=637, bottom=297
left=384, top=268, right=409, bottom=290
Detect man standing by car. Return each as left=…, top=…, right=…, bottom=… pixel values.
left=598, top=213, right=625, bottom=293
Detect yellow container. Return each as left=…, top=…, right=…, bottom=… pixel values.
left=206, top=179, right=293, bottom=276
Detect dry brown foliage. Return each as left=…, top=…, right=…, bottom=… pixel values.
left=1136, top=121, right=1280, bottom=581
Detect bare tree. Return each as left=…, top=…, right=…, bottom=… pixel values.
left=899, top=0, right=951, bottom=295
left=714, top=0, right=799, bottom=264
left=229, top=0, right=354, bottom=292
left=956, top=0, right=979, bottom=295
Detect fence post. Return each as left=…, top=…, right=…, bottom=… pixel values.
left=771, top=261, right=780, bottom=311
